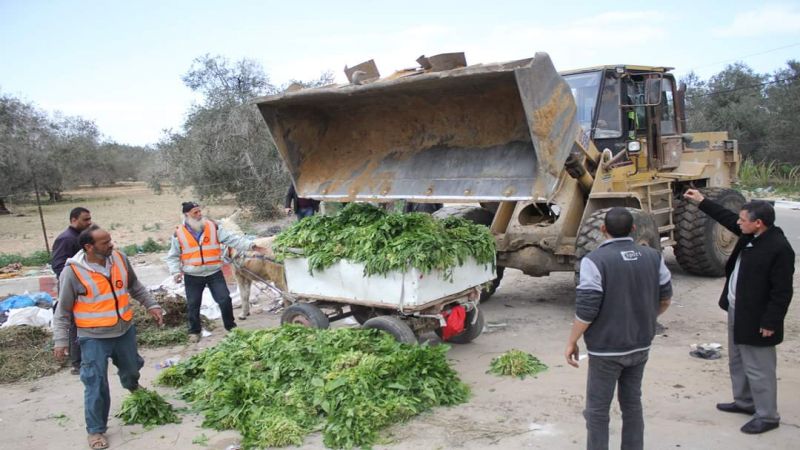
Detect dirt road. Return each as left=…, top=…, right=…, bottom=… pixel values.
left=1, top=246, right=797, bottom=450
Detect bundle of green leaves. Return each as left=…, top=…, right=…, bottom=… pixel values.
left=488, top=349, right=548, bottom=379
left=273, top=203, right=495, bottom=278
left=156, top=326, right=469, bottom=449
left=115, top=388, right=181, bottom=426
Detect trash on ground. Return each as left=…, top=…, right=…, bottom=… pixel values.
left=689, top=343, right=722, bottom=360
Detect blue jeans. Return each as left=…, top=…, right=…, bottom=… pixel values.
left=584, top=350, right=649, bottom=450
left=296, top=207, right=316, bottom=219
left=184, top=270, right=236, bottom=333
left=79, top=326, right=143, bottom=434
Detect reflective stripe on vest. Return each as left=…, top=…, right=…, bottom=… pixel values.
left=70, top=250, right=133, bottom=328
left=177, top=221, right=222, bottom=266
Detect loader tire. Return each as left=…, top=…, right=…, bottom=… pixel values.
left=362, top=316, right=418, bottom=344
left=349, top=305, right=387, bottom=325
left=432, top=205, right=502, bottom=302
left=575, top=208, right=661, bottom=284
left=674, top=187, right=745, bottom=277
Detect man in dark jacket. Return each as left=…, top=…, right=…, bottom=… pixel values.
left=50, top=206, right=92, bottom=374
left=684, top=189, right=794, bottom=434
left=565, top=207, right=672, bottom=450
left=284, top=184, right=320, bottom=219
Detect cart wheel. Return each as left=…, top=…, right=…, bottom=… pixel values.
left=362, top=316, right=418, bottom=344
left=281, top=303, right=330, bottom=329
left=437, top=307, right=484, bottom=344
left=350, top=305, right=386, bottom=325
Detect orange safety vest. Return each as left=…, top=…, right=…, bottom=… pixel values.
left=70, top=250, right=133, bottom=328
left=176, top=221, right=222, bottom=267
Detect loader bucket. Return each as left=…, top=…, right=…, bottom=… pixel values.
left=256, top=52, right=580, bottom=202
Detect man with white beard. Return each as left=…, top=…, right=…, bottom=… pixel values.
left=166, top=202, right=268, bottom=342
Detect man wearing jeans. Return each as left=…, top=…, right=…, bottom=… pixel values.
left=166, top=202, right=268, bottom=342
left=53, top=225, right=163, bottom=449
left=565, top=208, right=672, bottom=450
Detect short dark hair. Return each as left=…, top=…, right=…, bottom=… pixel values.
left=742, top=201, right=775, bottom=227
left=78, top=224, right=101, bottom=250
left=70, top=207, right=90, bottom=221
left=604, top=207, right=634, bottom=238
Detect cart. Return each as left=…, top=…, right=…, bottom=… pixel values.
left=277, top=256, right=495, bottom=344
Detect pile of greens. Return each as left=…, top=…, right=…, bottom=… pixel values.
left=273, top=203, right=495, bottom=278
left=488, top=349, right=548, bottom=379
left=115, top=388, right=181, bottom=426
left=156, top=326, right=469, bottom=449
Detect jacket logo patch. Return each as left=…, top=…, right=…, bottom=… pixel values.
left=620, top=250, right=641, bottom=261
left=115, top=280, right=124, bottom=289
left=203, top=236, right=210, bottom=244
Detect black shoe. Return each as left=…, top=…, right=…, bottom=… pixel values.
left=741, top=418, right=779, bottom=434
left=70, top=367, right=80, bottom=375
left=716, top=402, right=755, bottom=415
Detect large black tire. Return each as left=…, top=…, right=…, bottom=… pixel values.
left=436, top=306, right=485, bottom=344
left=674, top=187, right=745, bottom=276
left=281, top=303, right=330, bottom=329
left=575, top=207, right=661, bottom=283
left=362, top=316, right=418, bottom=344
left=349, top=305, right=387, bottom=325
left=433, top=205, right=502, bottom=301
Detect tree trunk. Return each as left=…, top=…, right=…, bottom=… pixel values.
left=0, top=197, right=11, bottom=215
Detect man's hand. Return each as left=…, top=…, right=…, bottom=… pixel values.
left=683, top=189, right=705, bottom=204
left=149, top=308, right=164, bottom=327
left=760, top=328, right=774, bottom=337
left=284, top=207, right=293, bottom=216
left=173, top=273, right=183, bottom=283
left=565, top=342, right=581, bottom=368
left=54, top=346, right=69, bottom=360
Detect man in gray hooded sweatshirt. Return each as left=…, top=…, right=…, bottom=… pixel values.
left=53, top=225, right=163, bottom=450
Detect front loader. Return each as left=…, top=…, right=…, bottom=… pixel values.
left=255, top=52, right=743, bottom=301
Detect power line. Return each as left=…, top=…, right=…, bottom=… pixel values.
left=688, top=42, right=800, bottom=72
left=686, top=75, right=799, bottom=98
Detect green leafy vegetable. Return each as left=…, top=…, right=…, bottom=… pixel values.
left=156, top=326, right=469, bottom=449
left=115, top=388, right=181, bottom=426
left=488, top=349, right=548, bottom=379
left=273, top=203, right=495, bottom=278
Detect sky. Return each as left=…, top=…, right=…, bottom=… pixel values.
left=1, top=0, right=799, bottom=147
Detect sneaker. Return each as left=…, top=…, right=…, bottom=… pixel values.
left=188, top=334, right=201, bottom=343
left=70, top=367, right=80, bottom=375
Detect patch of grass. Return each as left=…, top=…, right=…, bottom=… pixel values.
left=738, top=159, right=800, bottom=194
left=488, top=349, right=548, bottom=379
left=121, top=238, right=170, bottom=256
left=0, top=326, right=64, bottom=384
left=192, top=433, right=209, bottom=446
left=0, top=250, right=51, bottom=267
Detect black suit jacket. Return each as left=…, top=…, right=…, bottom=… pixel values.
left=699, top=199, right=795, bottom=346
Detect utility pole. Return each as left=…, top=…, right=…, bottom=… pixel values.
left=32, top=176, right=50, bottom=255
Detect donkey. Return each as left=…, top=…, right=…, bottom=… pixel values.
left=218, top=215, right=287, bottom=320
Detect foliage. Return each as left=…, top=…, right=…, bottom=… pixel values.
left=121, top=238, right=170, bottom=256
left=682, top=59, right=800, bottom=165
left=156, top=326, right=470, bottom=449
left=738, top=159, right=800, bottom=193
left=0, top=250, right=51, bottom=267
left=488, top=349, right=548, bottom=379
left=0, top=92, right=157, bottom=212
left=273, top=203, right=496, bottom=278
left=115, top=388, right=181, bottom=426
left=0, top=326, right=62, bottom=384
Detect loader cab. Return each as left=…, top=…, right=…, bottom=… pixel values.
left=563, top=66, right=680, bottom=159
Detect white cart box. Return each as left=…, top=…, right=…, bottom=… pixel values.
left=283, top=257, right=495, bottom=310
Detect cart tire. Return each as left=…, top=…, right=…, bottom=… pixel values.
left=349, top=305, right=386, bottom=325
left=281, top=303, right=330, bottom=329
left=362, top=316, right=418, bottom=344
left=437, top=307, right=484, bottom=344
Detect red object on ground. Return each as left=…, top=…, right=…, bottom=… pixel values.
left=441, top=305, right=466, bottom=341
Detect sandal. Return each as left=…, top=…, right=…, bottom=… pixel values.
left=88, top=433, right=109, bottom=449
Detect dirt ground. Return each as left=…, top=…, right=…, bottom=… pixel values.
left=1, top=247, right=798, bottom=450
left=0, top=183, right=239, bottom=255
